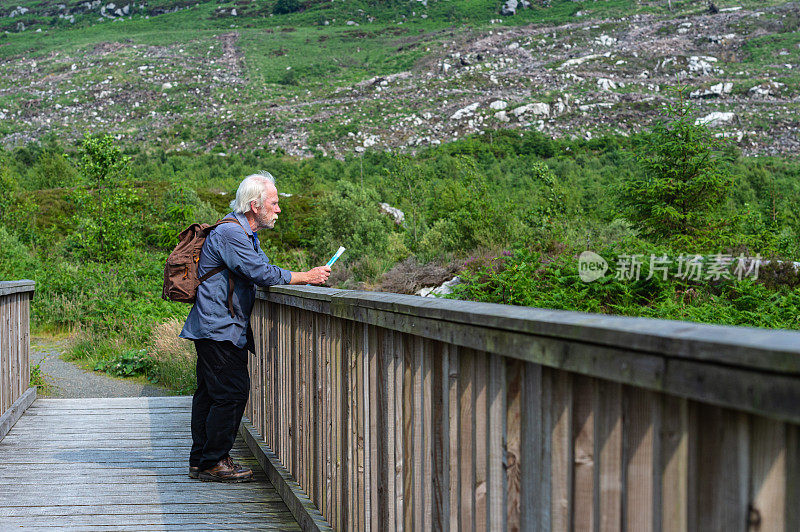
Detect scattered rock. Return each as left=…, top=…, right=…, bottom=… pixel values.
left=595, top=35, right=617, bottom=47
left=695, top=112, right=737, bottom=126
left=597, top=78, right=617, bottom=91
left=512, top=103, right=550, bottom=118
left=450, top=102, right=480, bottom=120
left=708, top=33, right=736, bottom=44
left=417, top=277, right=461, bottom=298
left=687, top=56, right=717, bottom=76
left=489, top=100, right=508, bottom=110
left=495, top=110, right=510, bottom=122
left=161, top=82, right=173, bottom=90
left=379, top=203, right=405, bottom=225
left=690, top=82, right=732, bottom=98
left=500, top=0, right=518, bottom=16
left=558, top=53, right=607, bottom=70
left=749, top=82, right=784, bottom=97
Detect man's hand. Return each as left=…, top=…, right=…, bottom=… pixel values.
left=290, top=266, right=331, bottom=285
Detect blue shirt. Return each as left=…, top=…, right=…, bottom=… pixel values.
left=180, top=211, right=292, bottom=351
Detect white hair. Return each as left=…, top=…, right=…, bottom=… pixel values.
left=230, top=171, right=276, bottom=214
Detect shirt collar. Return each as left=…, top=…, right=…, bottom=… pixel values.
left=229, top=211, right=254, bottom=237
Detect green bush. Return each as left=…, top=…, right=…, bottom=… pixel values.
left=94, top=349, right=154, bottom=377
left=308, top=181, right=393, bottom=263
left=273, top=0, right=301, bottom=16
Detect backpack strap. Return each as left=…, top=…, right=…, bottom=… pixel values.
left=197, top=218, right=246, bottom=318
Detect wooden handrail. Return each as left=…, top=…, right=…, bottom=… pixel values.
left=0, top=280, right=36, bottom=441
left=246, top=285, right=800, bottom=531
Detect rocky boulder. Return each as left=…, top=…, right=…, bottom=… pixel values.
left=695, top=112, right=737, bottom=127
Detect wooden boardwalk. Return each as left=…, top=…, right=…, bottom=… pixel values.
left=0, top=396, right=301, bottom=531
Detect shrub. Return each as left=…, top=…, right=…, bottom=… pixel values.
left=273, top=0, right=301, bottom=16
left=308, top=181, right=392, bottom=263
left=94, top=349, right=154, bottom=377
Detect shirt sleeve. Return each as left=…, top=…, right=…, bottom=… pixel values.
left=209, top=226, right=292, bottom=286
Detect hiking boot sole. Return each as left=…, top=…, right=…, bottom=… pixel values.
left=198, top=472, right=253, bottom=483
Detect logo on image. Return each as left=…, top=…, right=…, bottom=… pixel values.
left=578, top=251, right=608, bottom=282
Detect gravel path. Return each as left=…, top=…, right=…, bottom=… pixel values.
left=31, top=338, right=173, bottom=398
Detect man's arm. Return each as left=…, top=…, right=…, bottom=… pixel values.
left=214, top=227, right=332, bottom=286
left=288, top=266, right=331, bottom=285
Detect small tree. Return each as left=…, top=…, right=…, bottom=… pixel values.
left=391, top=156, right=426, bottom=247
left=70, top=134, right=139, bottom=260
left=620, top=86, right=733, bottom=245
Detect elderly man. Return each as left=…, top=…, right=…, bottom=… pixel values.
left=181, top=171, right=330, bottom=482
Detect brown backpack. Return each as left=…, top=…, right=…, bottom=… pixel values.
left=161, top=218, right=243, bottom=317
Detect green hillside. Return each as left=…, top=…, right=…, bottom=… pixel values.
left=2, top=0, right=799, bottom=392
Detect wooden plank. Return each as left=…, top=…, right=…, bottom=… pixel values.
left=422, top=338, right=433, bottom=531
left=21, top=293, right=30, bottom=391
left=383, top=328, right=397, bottom=531
left=572, top=375, right=595, bottom=532
left=315, top=312, right=324, bottom=519
left=660, top=395, right=688, bottom=532
left=394, top=329, right=405, bottom=531
left=346, top=320, right=355, bottom=531
left=402, top=332, right=414, bottom=531
left=597, top=381, right=623, bottom=532
left=748, top=417, right=786, bottom=532
left=488, top=354, right=506, bottom=531
left=11, top=294, right=19, bottom=403
left=412, top=335, right=424, bottom=532
left=1, top=515, right=298, bottom=528
left=1, top=295, right=9, bottom=414
left=474, top=351, right=489, bottom=531
left=334, top=315, right=345, bottom=530
left=302, top=309, right=310, bottom=500
left=291, top=306, right=299, bottom=477
left=550, top=370, right=572, bottom=532
left=624, top=387, right=657, bottom=532
left=323, top=313, right=332, bottom=522
left=459, top=347, right=475, bottom=532
left=787, top=423, right=800, bottom=530
left=0, top=502, right=288, bottom=518
left=367, top=325, right=378, bottom=532
left=358, top=323, right=368, bottom=532
left=531, top=364, right=550, bottom=532
left=431, top=341, right=448, bottom=532
left=0, top=280, right=35, bottom=297
left=505, top=359, right=523, bottom=532
left=694, top=404, right=748, bottom=531
left=448, top=345, right=460, bottom=532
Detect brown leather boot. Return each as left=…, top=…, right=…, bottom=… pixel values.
left=226, top=457, right=253, bottom=477
left=199, top=457, right=253, bottom=483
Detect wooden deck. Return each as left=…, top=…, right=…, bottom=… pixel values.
left=0, top=396, right=301, bottom=531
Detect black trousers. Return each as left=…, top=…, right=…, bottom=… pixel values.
left=190, top=339, right=250, bottom=471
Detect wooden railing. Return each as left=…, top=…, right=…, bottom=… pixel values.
left=245, top=285, right=800, bottom=531
left=0, top=280, right=36, bottom=440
